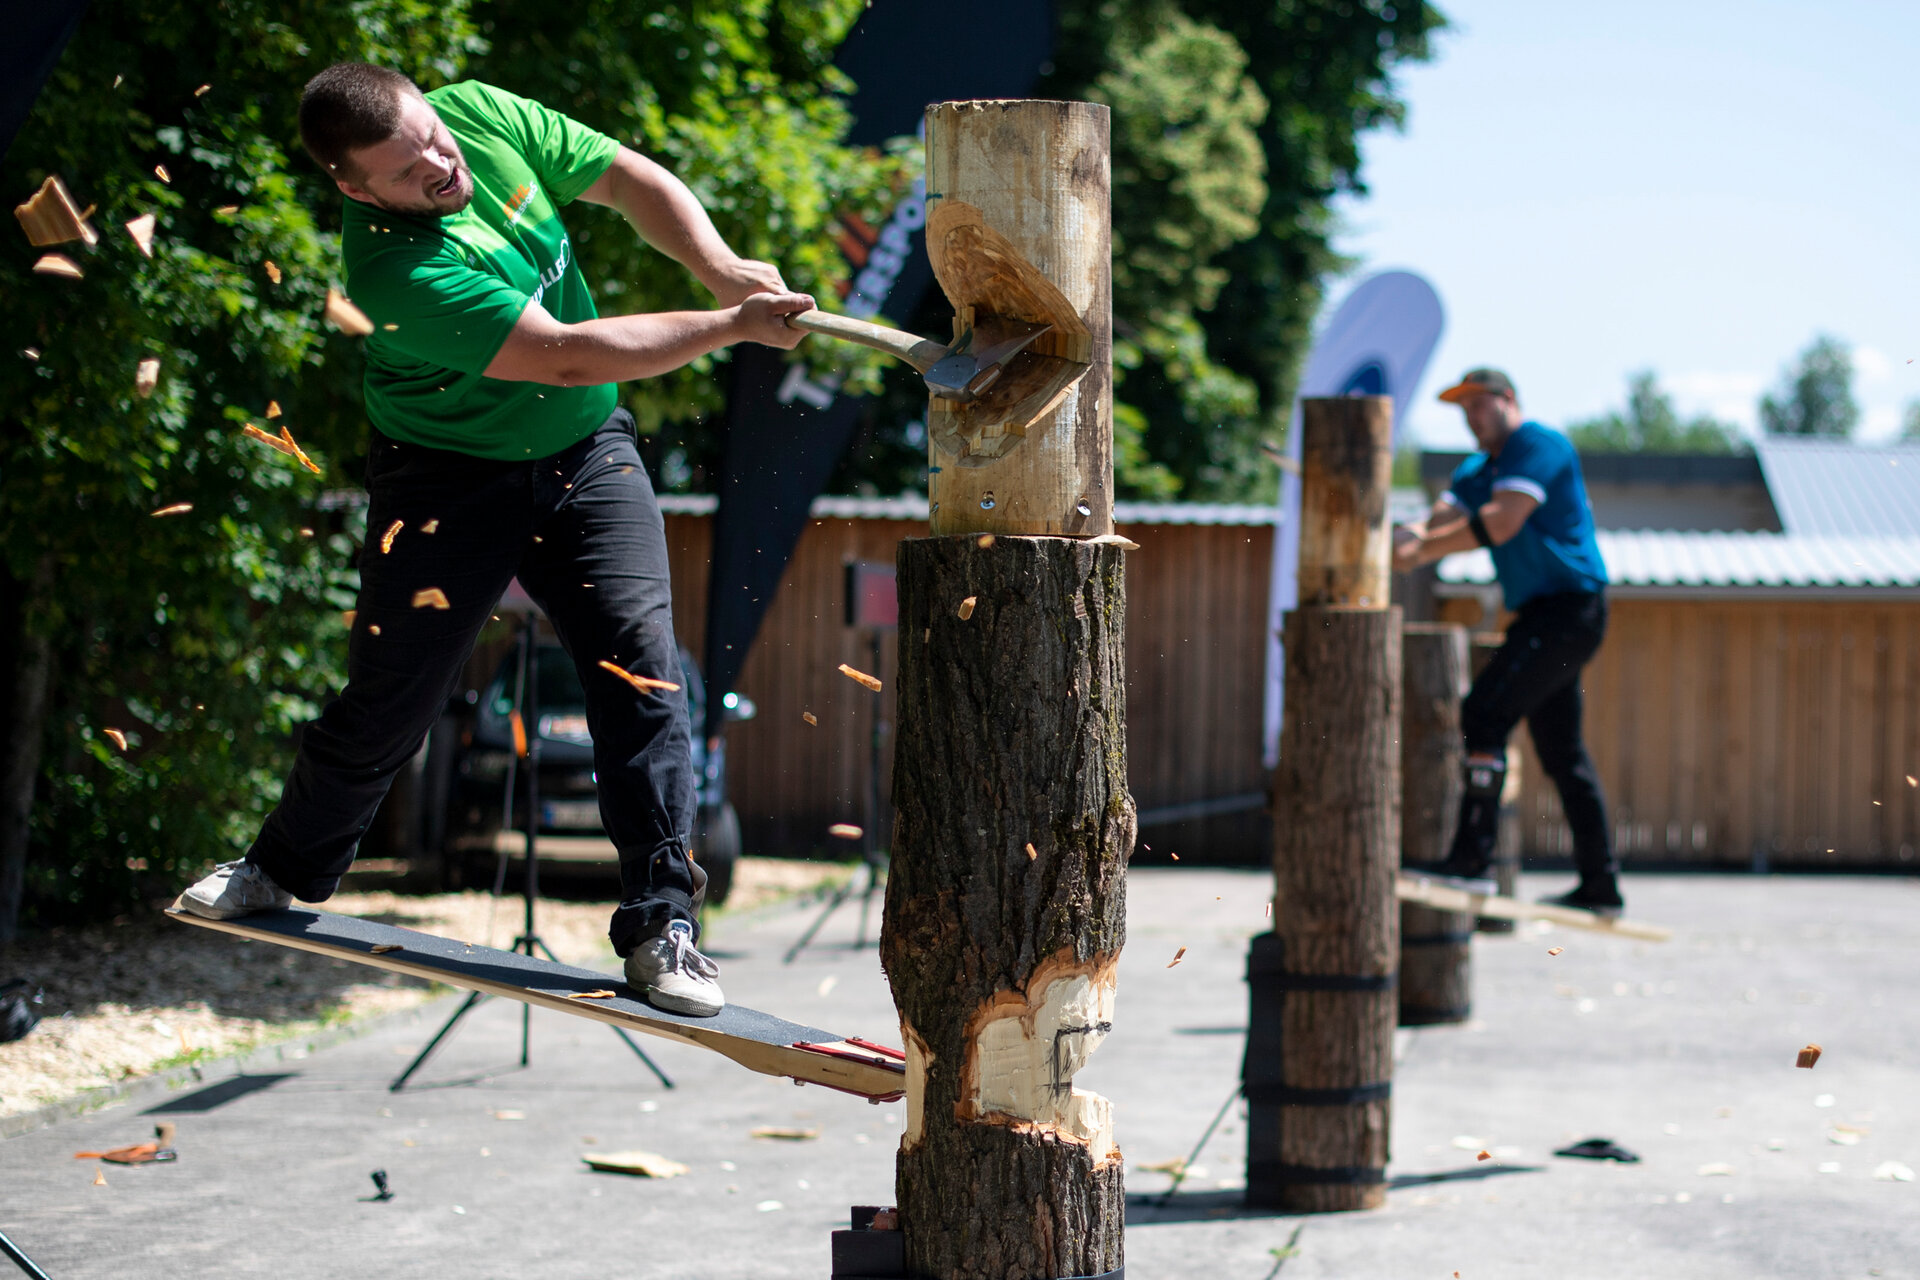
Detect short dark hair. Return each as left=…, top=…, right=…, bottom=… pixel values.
left=298, top=62, right=420, bottom=183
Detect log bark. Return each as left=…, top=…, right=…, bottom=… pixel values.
left=1399, top=623, right=1472, bottom=1025
left=1249, top=605, right=1400, bottom=1211
left=882, top=535, right=1131, bottom=1280
left=1296, top=397, right=1394, bottom=607
left=923, top=100, right=1111, bottom=538
left=0, top=555, right=55, bottom=948
left=1470, top=632, right=1523, bottom=932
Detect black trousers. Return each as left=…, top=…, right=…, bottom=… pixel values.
left=1451, top=590, right=1617, bottom=883
left=246, top=409, right=703, bottom=954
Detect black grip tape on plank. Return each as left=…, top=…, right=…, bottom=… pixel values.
left=1244, top=1080, right=1391, bottom=1106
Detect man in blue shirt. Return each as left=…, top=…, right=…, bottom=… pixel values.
left=1391, top=368, right=1622, bottom=914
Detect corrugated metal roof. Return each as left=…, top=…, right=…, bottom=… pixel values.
left=1435, top=531, right=1920, bottom=590
left=1754, top=438, right=1920, bottom=537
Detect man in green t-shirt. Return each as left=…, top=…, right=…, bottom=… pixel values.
left=178, top=62, right=816, bottom=1018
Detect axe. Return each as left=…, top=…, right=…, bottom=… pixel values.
left=785, top=310, right=1051, bottom=403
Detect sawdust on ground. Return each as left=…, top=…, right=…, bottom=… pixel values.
left=0, top=858, right=848, bottom=1119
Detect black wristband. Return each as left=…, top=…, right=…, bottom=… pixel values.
left=1468, top=511, right=1493, bottom=548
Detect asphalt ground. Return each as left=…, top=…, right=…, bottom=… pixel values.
left=3, top=869, right=1916, bottom=1279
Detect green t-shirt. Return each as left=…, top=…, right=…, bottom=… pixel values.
left=342, top=80, right=620, bottom=459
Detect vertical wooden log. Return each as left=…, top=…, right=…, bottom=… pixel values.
left=923, top=100, right=1112, bottom=539
left=883, top=99, right=1126, bottom=1280
left=1471, top=632, right=1524, bottom=933
left=1296, top=396, right=1394, bottom=607
left=1248, top=606, right=1400, bottom=1211
left=883, top=537, right=1130, bottom=1280
left=1399, top=623, right=1473, bottom=1026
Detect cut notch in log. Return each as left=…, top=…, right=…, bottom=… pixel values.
left=1296, top=396, right=1394, bottom=607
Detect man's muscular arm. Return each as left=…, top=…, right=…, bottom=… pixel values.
left=576, top=145, right=784, bottom=306
left=1391, top=490, right=1538, bottom=572
left=484, top=292, right=813, bottom=387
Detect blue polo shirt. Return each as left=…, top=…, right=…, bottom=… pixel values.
left=1445, top=422, right=1608, bottom=610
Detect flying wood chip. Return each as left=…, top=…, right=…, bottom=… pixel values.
left=412, top=588, right=450, bottom=610
left=1548, top=947, right=1564, bottom=956
left=151, top=502, right=192, bottom=517
left=104, top=728, right=128, bottom=751
left=380, top=520, right=403, bottom=554
left=1167, top=946, right=1187, bottom=969
left=265, top=400, right=281, bottom=419
left=582, top=1149, right=689, bottom=1178
left=134, top=357, right=159, bottom=398
left=750, top=1127, right=820, bottom=1141
left=420, top=518, right=439, bottom=534
left=154, top=164, right=171, bottom=184
left=838, top=663, right=882, bottom=692
left=567, top=989, right=619, bottom=1001
left=278, top=426, right=320, bottom=474
left=958, top=595, right=977, bottom=620
left=828, top=823, right=863, bottom=840
left=14, top=175, right=98, bottom=246
left=1476, top=1149, right=1492, bottom=1162
left=214, top=205, right=239, bottom=216
left=125, top=212, right=155, bottom=258
left=33, top=254, right=83, bottom=279
left=263, top=260, right=281, bottom=285
left=93, top=1169, right=107, bottom=1187
left=802, top=711, right=817, bottom=726
left=1797, top=1044, right=1822, bottom=1069
left=324, top=287, right=374, bottom=336
left=595, top=659, right=680, bottom=694
left=242, top=423, right=296, bottom=456
left=194, top=84, right=211, bottom=97
left=1026, top=842, right=1037, bottom=861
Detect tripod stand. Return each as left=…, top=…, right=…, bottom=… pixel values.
left=391, top=608, right=673, bottom=1091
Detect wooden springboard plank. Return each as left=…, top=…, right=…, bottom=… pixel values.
left=1395, top=873, right=1672, bottom=943
left=164, top=904, right=905, bottom=1101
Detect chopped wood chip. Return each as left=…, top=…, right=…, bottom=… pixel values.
left=369, top=944, right=402, bottom=954
left=134, top=357, right=159, bottom=398
left=14, top=175, right=98, bottom=246
left=33, top=253, right=83, bottom=279
left=1026, top=842, right=1037, bottom=861
left=214, top=204, right=239, bottom=216
left=125, top=212, right=155, bottom=257
left=493, top=1110, right=524, bottom=1121
left=1265, top=902, right=1272, bottom=917
left=342, top=610, right=356, bottom=627
left=368, top=625, right=382, bottom=636
left=827, top=823, right=863, bottom=840
left=264, top=259, right=281, bottom=285
left=380, top=519, right=403, bottom=554
left=420, top=518, right=439, bottom=534
left=242, top=422, right=295, bottom=455
left=274, top=426, right=320, bottom=474
left=976, top=534, right=995, bottom=548
left=567, top=989, right=619, bottom=1001
left=1548, top=947, right=1564, bottom=956
left=1166, top=946, right=1187, bottom=969
left=802, top=712, right=817, bottom=726
left=265, top=400, right=281, bottom=419
left=194, top=84, right=211, bottom=96
left=1908, top=775, right=1917, bottom=787
left=154, top=164, right=170, bottom=184
left=411, top=587, right=451, bottom=610
left=1170, top=852, right=1180, bottom=861
left=583, top=1149, right=688, bottom=1178
left=93, top=1169, right=107, bottom=1186
left=383, top=322, right=398, bottom=331
left=23, top=347, right=40, bottom=361
left=750, top=1127, right=820, bottom=1142
left=1087, top=532, right=1140, bottom=550
left=1475, top=1149, right=1493, bottom=1161
left=958, top=595, right=977, bottom=620
left=150, top=502, right=192, bottom=517
left=838, top=663, right=882, bottom=691
left=103, top=728, right=128, bottom=751
left=1797, top=1044, right=1822, bottom=1069
left=1697, top=1162, right=1736, bottom=1176
left=595, top=659, right=680, bottom=694
left=324, top=287, right=374, bottom=336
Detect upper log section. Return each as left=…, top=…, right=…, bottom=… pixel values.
left=1297, top=396, right=1394, bottom=607
left=924, top=100, right=1111, bottom=537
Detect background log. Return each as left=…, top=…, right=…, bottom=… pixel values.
left=1399, top=622, right=1473, bottom=1025
left=923, top=100, right=1111, bottom=538
left=1296, top=396, right=1394, bottom=607
left=1248, top=605, right=1400, bottom=1211
left=882, top=534, right=1131, bottom=1279
left=1471, top=631, right=1524, bottom=932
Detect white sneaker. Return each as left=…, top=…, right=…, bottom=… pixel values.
left=623, top=920, right=725, bottom=1017
left=177, top=860, right=293, bottom=919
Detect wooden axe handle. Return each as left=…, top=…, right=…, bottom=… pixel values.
left=786, top=309, right=951, bottom=374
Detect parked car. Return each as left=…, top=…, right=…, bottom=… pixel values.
left=421, top=641, right=752, bottom=904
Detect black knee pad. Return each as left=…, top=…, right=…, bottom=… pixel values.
left=1464, top=756, right=1507, bottom=802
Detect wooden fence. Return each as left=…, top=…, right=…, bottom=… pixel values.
left=1440, top=597, right=1920, bottom=869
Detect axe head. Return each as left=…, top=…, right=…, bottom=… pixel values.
left=923, top=319, right=1053, bottom=402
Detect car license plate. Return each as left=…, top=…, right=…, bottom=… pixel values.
left=542, top=799, right=602, bottom=830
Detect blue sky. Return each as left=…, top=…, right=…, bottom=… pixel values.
left=1333, top=0, right=1920, bottom=451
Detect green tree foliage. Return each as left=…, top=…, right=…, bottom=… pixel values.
left=1567, top=371, right=1746, bottom=454
left=1044, top=0, right=1446, bottom=500
left=1759, top=334, right=1858, bottom=438
left=1, top=0, right=898, bottom=934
